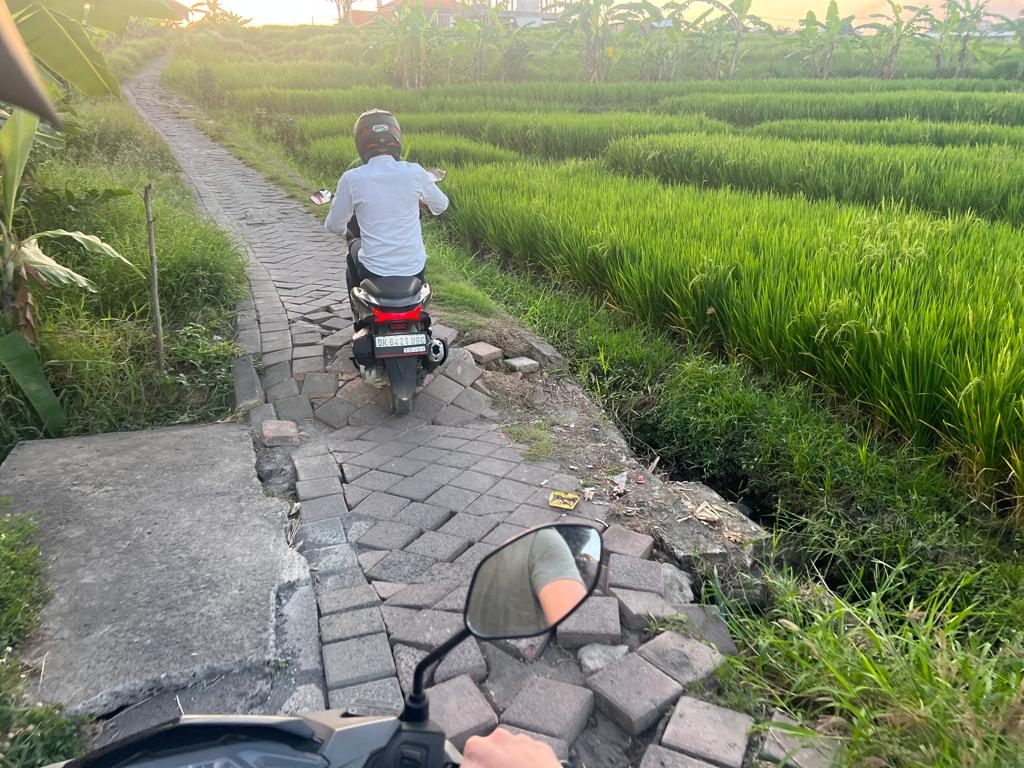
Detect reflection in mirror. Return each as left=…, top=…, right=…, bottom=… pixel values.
left=465, top=524, right=602, bottom=640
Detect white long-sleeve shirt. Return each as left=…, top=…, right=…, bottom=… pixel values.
left=324, top=155, right=449, bottom=276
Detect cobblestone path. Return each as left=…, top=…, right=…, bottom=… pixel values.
left=126, top=66, right=837, bottom=768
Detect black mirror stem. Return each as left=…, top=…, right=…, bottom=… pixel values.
left=402, top=627, right=472, bottom=723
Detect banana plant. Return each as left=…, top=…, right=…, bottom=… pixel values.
left=994, top=10, right=1024, bottom=80
left=858, top=1, right=931, bottom=80
left=793, top=0, right=857, bottom=79
left=1, top=0, right=185, bottom=436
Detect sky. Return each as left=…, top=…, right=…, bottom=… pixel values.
left=221, top=0, right=1022, bottom=27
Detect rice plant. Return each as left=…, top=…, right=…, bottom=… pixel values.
left=751, top=118, right=1024, bottom=148
left=605, top=132, right=1024, bottom=224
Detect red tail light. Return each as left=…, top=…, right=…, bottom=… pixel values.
left=371, top=305, right=422, bottom=322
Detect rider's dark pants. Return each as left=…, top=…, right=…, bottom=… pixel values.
left=346, top=238, right=425, bottom=296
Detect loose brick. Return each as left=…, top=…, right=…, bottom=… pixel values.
left=465, top=341, right=502, bottom=364
left=604, top=524, right=656, bottom=559
left=612, top=587, right=682, bottom=630
left=366, top=550, right=435, bottom=583
left=385, top=580, right=457, bottom=609
left=578, top=643, right=629, bottom=676
left=759, top=709, right=841, bottom=768
left=504, top=356, right=540, bottom=374
left=261, top=419, right=300, bottom=447
left=428, top=675, right=498, bottom=750
left=390, top=609, right=465, bottom=651
left=636, top=631, right=724, bottom=687
left=327, top=677, right=403, bottom=716
left=556, top=596, right=622, bottom=648
left=501, top=727, right=568, bottom=761
left=588, top=654, right=683, bottom=736
left=406, top=531, right=471, bottom=562
left=669, top=605, right=738, bottom=656
left=319, top=583, right=379, bottom=616
left=502, top=677, right=594, bottom=744
left=319, top=606, right=385, bottom=643
left=434, top=636, right=487, bottom=684
left=300, top=493, right=347, bottom=523
left=608, top=553, right=665, bottom=594
left=640, top=745, right=718, bottom=768
left=661, top=697, right=753, bottom=768
left=296, top=476, right=343, bottom=501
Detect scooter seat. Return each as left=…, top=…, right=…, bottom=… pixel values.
left=360, top=276, right=423, bottom=299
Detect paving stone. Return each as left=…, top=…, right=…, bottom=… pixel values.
left=273, top=394, right=314, bottom=421
left=248, top=402, right=276, bottom=429
left=404, top=446, right=449, bottom=463
left=411, top=392, right=446, bottom=421
left=292, top=344, right=325, bottom=360
left=323, top=633, right=396, bottom=689
left=487, top=478, right=536, bottom=503
left=366, top=550, right=435, bottom=583
left=380, top=597, right=418, bottom=631
left=505, top=505, right=562, bottom=528
left=431, top=323, right=459, bottom=346
left=452, top=386, right=489, bottom=415
left=260, top=360, right=293, bottom=389
left=344, top=484, right=373, bottom=509
left=357, top=549, right=388, bottom=572
left=666, top=605, right=737, bottom=656
left=588, top=653, right=683, bottom=736
left=390, top=609, right=465, bottom=651
left=319, top=606, right=386, bottom=643
left=503, top=356, right=540, bottom=374
left=501, top=676, right=594, bottom=744
left=495, top=632, right=549, bottom=663
left=434, top=636, right=487, bottom=684
left=261, top=348, right=291, bottom=368
left=392, top=502, right=452, bottom=531
left=385, top=580, right=457, bottom=610
left=662, top=697, right=753, bottom=768
left=393, top=644, right=429, bottom=696
left=345, top=518, right=376, bottom=544
left=406, top=530, right=471, bottom=562
left=435, top=451, right=481, bottom=470
left=439, top=512, right=502, bottom=541
left=500, top=727, right=569, bottom=761
left=578, top=643, right=630, bottom=676
left=428, top=674, right=498, bottom=751
left=452, top=542, right=497, bottom=573
left=478, top=643, right=528, bottom=713
left=434, top=584, right=470, bottom=613
left=350, top=403, right=390, bottom=426
left=355, top=520, right=422, bottom=550
left=426, top=486, right=481, bottom=512
left=481, top=523, right=527, bottom=546
left=388, top=475, right=444, bottom=502
left=352, top=491, right=410, bottom=520
left=556, top=596, right=622, bottom=648
left=663, top=563, right=696, bottom=609
left=759, top=709, right=841, bottom=768
left=299, top=518, right=347, bottom=550
left=327, top=677, right=403, bottom=715
left=314, top=397, right=357, bottom=429
left=294, top=453, right=339, bottom=482
left=424, top=374, right=464, bottom=404
left=352, top=469, right=404, bottom=492
left=339, top=378, right=379, bottom=406
left=612, top=588, right=683, bottom=631
left=444, top=356, right=483, bottom=387
left=450, top=469, right=500, bottom=494
left=375, top=456, right=431, bottom=477
left=319, top=583, right=379, bottom=616
left=637, top=631, right=724, bottom=687
left=640, top=744, right=718, bottom=768
left=292, top=331, right=323, bottom=346
left=608, top=553, right=665, bottom=595
left=546, top=473, right=582, bottom=492
left=472, top=457, right=518, bottom=477
left=604, top=524, right=656, bottom=559
left=466, top=495, right=518, bottom=516
left=322, top=327, right=354, bottom=352
left=261, top=419, right=300, bottom=447
left=299, top=493, right=347, bottom=524
left=465, top=342, right=502, bottom=364
left=341, top=463, right=370, bottom=483
left=434, top=404, right=476, bottom=427
left=292, top=357, right=326, bottom=380
left=297, top=476, right=344, bottom=501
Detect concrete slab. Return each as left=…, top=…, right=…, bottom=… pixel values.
left=2, top=424, right=309, bottom=717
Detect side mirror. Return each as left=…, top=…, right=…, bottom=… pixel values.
left=426, top=167, right=447, bottom=182
left=464, top=522, right=603, bottom=640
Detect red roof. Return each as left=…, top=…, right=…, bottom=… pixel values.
left=378, top=0, right=457, bottom=9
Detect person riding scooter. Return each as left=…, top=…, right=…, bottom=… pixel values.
left=324, top=109, right=448, bottom=294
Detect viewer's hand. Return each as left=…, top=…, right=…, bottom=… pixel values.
left=462, top=728, right=561, bottom=768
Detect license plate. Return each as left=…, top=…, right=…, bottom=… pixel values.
left=375, top=333, right=427, bottom=354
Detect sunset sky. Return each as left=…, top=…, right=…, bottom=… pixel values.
left=217, top=0, right=1023, bottom=28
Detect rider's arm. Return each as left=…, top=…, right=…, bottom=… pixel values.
left=324, top=175, right=354, bottom=234
left=419, top=167, right=449, bottom=215
left=529, top=530, right=587, bottom=625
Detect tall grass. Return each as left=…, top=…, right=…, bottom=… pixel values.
left=661, top=91, right=1024, bottom=125
left=446, top=161, right=1024, bottom=497
left=299, top=111, right=731, bottom=159
left=751, top=118, right=1024, bottom=148
left=606, top=132, right=1024, bottom=224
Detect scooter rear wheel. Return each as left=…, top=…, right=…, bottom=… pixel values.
left=391, top=389, right=413, bottom=415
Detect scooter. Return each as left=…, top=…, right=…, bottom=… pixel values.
left=46, top=521, right=604, bottom=768
left=313, top=169, right=449, bottom=416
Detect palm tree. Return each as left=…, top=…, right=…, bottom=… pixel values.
left=858, top=1, right=930, bottom=80
left=326, top=0, right=354, bottom=24
left=794, top=0, right=857, bottom=79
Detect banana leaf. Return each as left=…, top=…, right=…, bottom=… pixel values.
left=0, top=330, right=64, bottom=436
left=0, top=108, right=40, bottom=231
left=15, top=5, right=119, bottom=97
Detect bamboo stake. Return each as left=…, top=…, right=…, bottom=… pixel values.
left=143, top=184, right=165, bottom=372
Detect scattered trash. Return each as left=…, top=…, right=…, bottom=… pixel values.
left=548, top=491, right=581, bottom=510
left=310, top=189, right=333, bottom=205
left=693, top=501, right=721, bottom=524
left=569, top=465, right=579, bottom=471
left=648, top=455, right=661, bottom=474
left=583, top=487, right=596, bottom=501
left=636, top=474, right=646, bottom=485
left=611, top=471, right=629, bottom=499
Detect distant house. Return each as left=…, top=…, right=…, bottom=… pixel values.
left=351, top=0, right=558, bottom=28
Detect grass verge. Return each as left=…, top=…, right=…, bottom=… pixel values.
left=0, top=501, right=82, bottom=768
